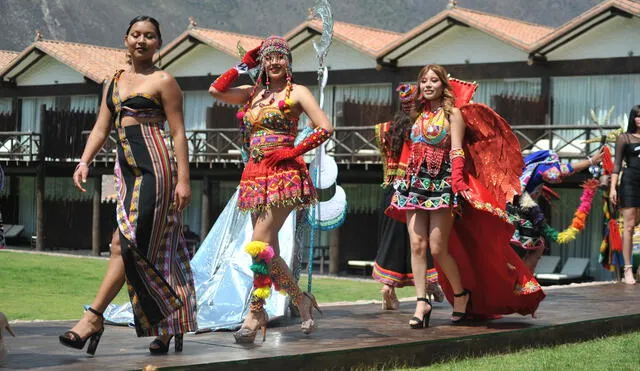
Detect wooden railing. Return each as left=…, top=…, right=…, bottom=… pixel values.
left=0, top=124, right=619, bottom=165
left=81, top=124, right=624, bottom=164
left=0, top=132, right=41, bottom=162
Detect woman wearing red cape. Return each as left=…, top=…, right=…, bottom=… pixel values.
left=386, top=64, right=545, bottom=324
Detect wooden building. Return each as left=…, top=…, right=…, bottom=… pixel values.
left=0, top=0, right=638, bottom=278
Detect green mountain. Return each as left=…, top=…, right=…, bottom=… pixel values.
left=0, top=0, right=605, bottom=51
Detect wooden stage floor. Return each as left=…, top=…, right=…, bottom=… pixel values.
left=3, top=283, right=639, bottom=370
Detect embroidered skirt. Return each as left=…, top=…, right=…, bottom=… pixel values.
left=506, top=203, right=545, bottom=252
left=115, top=124, right=197, bottom=337
left=390, top=159, right=454, bottom=212
left=238, top=146, right=317, bottom=212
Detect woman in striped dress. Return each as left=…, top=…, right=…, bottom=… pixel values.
left=58, top=16, right=196, bottom=355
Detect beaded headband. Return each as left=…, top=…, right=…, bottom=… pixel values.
left=259, top=36, right=292, bottom=63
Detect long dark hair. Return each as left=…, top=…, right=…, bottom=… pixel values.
left=627, top=105, right=640, bottom=133
left=125, top=16, right=162, bottom=45
left=384, top=111, right=412, bottom=159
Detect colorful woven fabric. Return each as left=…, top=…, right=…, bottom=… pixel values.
left=111, top=70, right=197, bottom=337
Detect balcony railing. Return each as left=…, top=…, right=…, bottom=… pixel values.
left=0, top=132, right=41, bottom=163
left=0, top=124, right=619, bottom=165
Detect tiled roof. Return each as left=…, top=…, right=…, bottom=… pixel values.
left=160, top=27, right=263, bottom=59
left=0, top=50, right=18, bottom=70
left=379, top=6, right=554, bottom=58
left=190, top=27, right=263, bottom=56
left=0, top=40, right=126, bottom=83
left=531, top=0, right=640, bottom=53
left=285, top=20, right=402, bottom=57
left=452, top=8, right=554, bottom=48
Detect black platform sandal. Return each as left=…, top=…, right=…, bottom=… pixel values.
left=149, top=334, right=183, bottom=355
left=451, top=289, right=472, bottom=324
left=58, top=307, right=105, bottom=356
left=409, top=297, right=432, bottom=329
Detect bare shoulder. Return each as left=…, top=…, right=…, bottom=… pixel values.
left=450, top=107, right=462, bottom=116
left=154, top=70, right=177, bottom=85
left=291, top=83, right=312, bottom=96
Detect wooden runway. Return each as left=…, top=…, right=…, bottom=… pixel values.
left=3, top=283, right=639, bottom=370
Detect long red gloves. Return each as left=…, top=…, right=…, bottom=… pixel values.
left=210, top=44, right=262, bottom=92
left=263, top=127, right=332, bottom=168
left=450, top=148, right=469, bottom=194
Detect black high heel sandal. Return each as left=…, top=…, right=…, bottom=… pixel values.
left=149, top=334, right=183, bottom=354
left=409, top=297, right=432, bottom=329
left=59, top=307, right=105, bottom=356
left=451, top=289, right=472, bottom=324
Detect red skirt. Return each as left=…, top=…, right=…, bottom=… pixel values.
left=437, top=177, right=545, bottom=317
left=238, top=156, right=317, bottom=212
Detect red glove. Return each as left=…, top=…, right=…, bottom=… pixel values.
left=210, top=43, right=262, bottom=93
left=396, top=83, right=417, bottom=113
left=241, top=44, right=262, bottom=69
left=210, top=68, right=238, bottom=92
left=263, top=128, right=332, bottom=168
left=450, top=148, right=469, bottom=194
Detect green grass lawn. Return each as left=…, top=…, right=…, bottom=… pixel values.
left=1, top=250, right=412, bottom=320
left=0, top=251, right=130, bottom=320
left=404, top=331, right=640, bottom=371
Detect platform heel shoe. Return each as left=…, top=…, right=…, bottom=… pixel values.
left=409, top=297, right=432, bottom=329
left=149, top=333, right=184, bottom=354
left=381, top=286, right=400, bottom=310
left=233, top=308, right=269, bottom=343
left=58, top=307, right=105, bottom=355
left=299, top=292, right=323, bottom=334
left=451, top=289, right=472, bottom=324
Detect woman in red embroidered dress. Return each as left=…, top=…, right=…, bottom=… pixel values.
left=209, top=36, right=333, bottom=343
left=387, top=64, right=545, bottom=327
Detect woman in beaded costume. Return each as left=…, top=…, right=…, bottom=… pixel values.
left=507, top=149, right=603, bottom=273
left=610, top=105, right=640, bottom=284
left=386, top=64, right=545, bottom=328
left=209, top=36, right=333, bottom=343
left=373, top=112, right=443, bottom=310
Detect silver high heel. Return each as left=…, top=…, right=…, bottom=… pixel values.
left=233, top=309, right=268, bottom=344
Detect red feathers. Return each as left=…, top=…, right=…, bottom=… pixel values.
left=460, top=104, right=523, bottom=207
left=602, top=146, right=613, bottom=175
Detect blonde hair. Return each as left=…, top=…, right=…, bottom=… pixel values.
left=414, top=64, right=454, bottom=119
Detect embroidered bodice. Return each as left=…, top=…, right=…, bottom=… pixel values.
left=242, top=105, right=300, bottom=162
left=243, top=105, right=298, bottom=137
left=108, top=71, right=166, bottom=122
left=407, top=108, right=452, bottom=178
left=410, top=108, right=450, bottom=147
left=520, top=150, right=574, bottom=198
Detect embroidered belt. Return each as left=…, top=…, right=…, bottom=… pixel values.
left=249, top=134, right=295, bottom=163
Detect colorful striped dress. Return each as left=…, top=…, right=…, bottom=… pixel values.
left=107, top=70, right=197, bottom=337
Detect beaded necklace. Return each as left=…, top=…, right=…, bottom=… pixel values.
left=418, top=106, right=446, bottom=145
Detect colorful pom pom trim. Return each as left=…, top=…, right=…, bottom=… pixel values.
left=246, top=241, right=275, bottom=301
left=541, top=179, right=599, bottom=244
